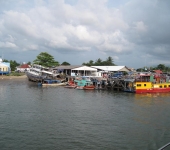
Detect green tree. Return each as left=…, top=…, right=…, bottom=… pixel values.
left=27, top=61, right=31, bottom=65
left=3, top=59, right=9, bottom=62
left=105, top=56, right=115, bottom=66
left=33, top=52, right=59, bottom=67
left=94, top=58, right=102, bottom=66
left=82, top=60, right=94, bottom=66
left=82, top=56, right=115, bottom=66
left=61, top=61, right=70, bottom=65
left=10, top=60, right=20, bottom=71
left=157, top=64, right=165, bottom=71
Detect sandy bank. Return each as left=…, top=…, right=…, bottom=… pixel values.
left=0, top=75, right=27, bottom=80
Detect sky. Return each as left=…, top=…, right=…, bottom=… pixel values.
left=0, top=0, right=170, bottom=69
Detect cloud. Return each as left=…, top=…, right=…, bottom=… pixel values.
left=0, top=0, right=170, bottom=68
left=0, top=41, right=17, bottom=48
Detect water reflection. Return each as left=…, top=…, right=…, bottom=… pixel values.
left=135, top=92, right=170, bottom=98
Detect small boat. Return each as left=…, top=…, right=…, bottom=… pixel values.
left=39, top=79, right=67, bottom=86
left=83, top=85, right=95, bottom=90
left=64, top=85, right=77, bottom=88
left=74, top=79, right=95, bottom=90
left=64, top=80, right=77, bottom=88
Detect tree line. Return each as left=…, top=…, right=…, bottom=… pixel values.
left=136, top=64, right=170, bottom=72
left=2, top=52, right=170, bottom=72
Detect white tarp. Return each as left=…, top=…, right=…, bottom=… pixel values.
left=91, top=66, right=130, bottom=72
left=71, top=66, right=97, bottom=76
left=72, top=66, right=97, bottom=71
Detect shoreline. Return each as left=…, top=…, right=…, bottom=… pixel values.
left=0, top=75, right=27, bottom=80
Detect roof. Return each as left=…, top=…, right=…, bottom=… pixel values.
left=91, top=66, right=130, bottom=72
left=72, top=66, right=97, bottom=71
left=18, top=64, right=30, bottom=68
left=54, top=65, right=81, bottom=70
left=154, top=70, right=162, bottom=74
left=0, top=63, right=8, bottom=67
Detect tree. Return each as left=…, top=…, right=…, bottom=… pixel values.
left=27, top=61, right=31, bottom=65
left=61, top=61, right=70, bottom=65
left=33, top=52, right=59, bottom=67
left=105, top=56, right=114, bottom=66
left=95, top=58, right=102, bottom=66
left=82, top=60, right=94, bottom=66
left=3, top=59, right=9, bottom=62
left=82, top=56, right=115, bottom=66
left=10, top=60, right=20, bottom=71
left=157, top=64, right=165, bottom=71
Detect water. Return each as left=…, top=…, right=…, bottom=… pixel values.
left=0, top=78, right=170, bottom=150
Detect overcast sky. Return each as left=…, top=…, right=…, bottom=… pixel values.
left=0, top=0, right=170, bottom=69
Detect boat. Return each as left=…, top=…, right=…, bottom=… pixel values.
left=74, top=78, right=95, bottom=90
left=38, top=79, right=67, bottom=86
left=124, top=70, right=170, bottom=94
left=64, top=80, right=77, bottom=88
left=26, top=64, right=59, bottom=82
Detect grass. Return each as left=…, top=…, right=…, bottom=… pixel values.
left=6, top=71, right=26, bottom=76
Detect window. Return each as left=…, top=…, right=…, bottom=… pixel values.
left=160, top=86, right=162, bottom=88
left=137, top=84, right=141, bottom=87
left=144, top=84, right=146, bottom=86
left=164, top=85, right=167, bottom=88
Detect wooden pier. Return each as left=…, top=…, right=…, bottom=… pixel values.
left=106, top=79, right=126, bottom=91
left=66, top=76, right=127, bottom=91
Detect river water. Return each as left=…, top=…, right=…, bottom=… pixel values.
left=0, top=78, right=170, bottom=150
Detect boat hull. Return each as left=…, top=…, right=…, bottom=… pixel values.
left=83, top=85, right=95, bottom=90
left=75, top=85, right=95, bottom=90
left=64, top=85, right=77, bottom=88
left=136, top=88, right=170, bottom=94
left=42, top=82, right=67, bottom=86
left=26, top=71, right=43, bottom=82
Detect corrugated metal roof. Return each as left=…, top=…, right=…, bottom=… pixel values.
left=54, top=65, right=82, bottom=70
left=53, top=65, right=130, bottom=72
left=72, top=66, right=97, bottom=71
left=91, top=66, right=130, bottom=72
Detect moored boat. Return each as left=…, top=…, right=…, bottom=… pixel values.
left=64, top=79, right=77, bottom=88
left=135, top=82, right=170, bottom=94
left=39, top=79, right=67, bottom=86
left=124, top=70, right=170, bottom=94
left=74, top=78, right=95, bottom=90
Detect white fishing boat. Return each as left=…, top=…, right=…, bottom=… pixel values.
left=38, top=79, right=67, bottom=86
left=26, top=64, right=59, bottom=82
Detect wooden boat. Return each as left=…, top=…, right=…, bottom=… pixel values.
left=83, top=85, right=95, bottom=90
left=64, top=80, right=77, bottom=88
left=74, top=79, right=95, bottom=90
left=39, top=79, right=67, bottom=86
left=124, top=70, right=170, bottom=94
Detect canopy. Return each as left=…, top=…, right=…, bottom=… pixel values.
left=154, top=70, right=162, bottom=74
left=72, top=66, right=97, bottom=71
left=91, top=66, right=130, bottom=72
